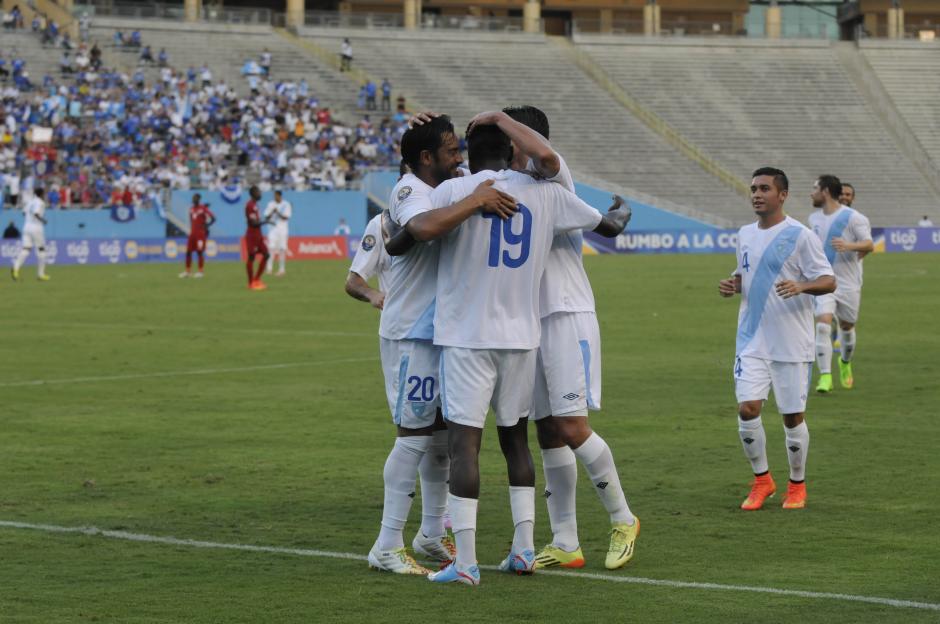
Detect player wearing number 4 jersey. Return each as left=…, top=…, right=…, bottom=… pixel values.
left=719, top=167, right=835, bottom=511
left=808, top=175, right=872, bottom=393
left=423, top=123, right=631, bottom=586
left=469, top=106, right=640, bottom=571
left=366, top=116, right=519, bottom=576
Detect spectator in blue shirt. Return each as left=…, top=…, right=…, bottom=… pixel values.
left=381, top=78, right=391, bottom=111
left=365, top=80, right=376, bottom=111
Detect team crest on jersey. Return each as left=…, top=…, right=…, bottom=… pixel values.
left=361, top=235, right=376, bottom=251
left=397, top=186, right=413, bottom=202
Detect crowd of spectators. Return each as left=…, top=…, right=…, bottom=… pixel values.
left=0, top=20, right=412, bottom=210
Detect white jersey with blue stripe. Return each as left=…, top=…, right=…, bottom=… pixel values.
left=734, top=216, right=833, bottom=362
left=378, top=173, right=439, bottom=342
left=430, top=169, right=603, bottom=350
left=348, top=214, right=390, bottom=294
left=808, top=205, right=871, bottom=291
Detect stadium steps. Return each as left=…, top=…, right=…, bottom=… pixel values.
left=1, top=31, right=69, bottom=81
left=297, top=27, right=745, bottom=221
left=547, top=35, right=751, bottom=202
left=832, top=42, right=940, bottom=203
left=575, top=37, right=936, bottom=225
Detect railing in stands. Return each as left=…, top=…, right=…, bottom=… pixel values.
left=302, top=10, right=535, bottom=33
left=71, top=1, right=271, bottom=24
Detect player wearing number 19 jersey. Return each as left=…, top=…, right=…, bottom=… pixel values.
left=426, top=123, right=630, bottom=586
left=488, top=105, right=640, bottom=571
left=719, top=167, right=834, bottom=512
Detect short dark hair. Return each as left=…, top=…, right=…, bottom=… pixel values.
left=841, top=182, right=855, bottom=193
left=400, top=115, right=454, bottom=171
left=752, top=167, right=788, bottom=192
left=34, top=187, right=45, bottom=199
left=502, top=105, right=550, bottom=140
left=816, top=174, right=842, bottom=199
left=466, top=123, right=513, bottom=167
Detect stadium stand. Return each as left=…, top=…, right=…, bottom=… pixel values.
left=298, top=28, right=746, bottom=222
left=575, top=36, right=940, bottom=225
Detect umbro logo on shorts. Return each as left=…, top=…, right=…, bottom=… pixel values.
left=562, top=392, right=580, bottom=401
left=596, top=481, right=609, bottom=490
left=788, top=445, right=801, bottom=453
left=408, top=491, right=416, bottom=498
left=743, top=437, right=755, bottom=445
left=543, top=490, right=552, bottom=498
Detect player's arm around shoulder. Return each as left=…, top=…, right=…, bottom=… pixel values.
left=406, top=178, right=516, bottom=242
left=593, top=194, right=632, bottom=238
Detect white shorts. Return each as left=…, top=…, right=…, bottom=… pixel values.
left=379, top=338, right=441, bottom=429
left=267, top=228, right=288, bottom=252
left=814, top=289, right=861, bottom=324
left=21, top=226, right=45, bottom=249
left=734, top=356, right=811, bottom=415
left=440, top=346, right=536, bottom=429
left=532, top=311, right=601, bottom=420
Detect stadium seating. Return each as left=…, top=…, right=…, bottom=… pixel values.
left=575, top=37, right=939, bottom=225
left=861, top=41, right=940, bottom=169
left=298, top=28, right=746, bottom=222
left=1, top=30, right=68, bottom=79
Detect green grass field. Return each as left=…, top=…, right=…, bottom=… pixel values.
left=1, top=253, right=937, bottom=623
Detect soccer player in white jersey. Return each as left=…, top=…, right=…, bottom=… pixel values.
left=719, top=167, right=835, bottom=511
left=12, top=188, right=50, bottom=281
left=809, top=175, right=873, bottom=393
left=469, top=105, right=640, bottom=571
left=263, top=190, right=292, bottom=276
left=420, top=124, right=631, bottom=586
left=367, top=116, right=517, bottom=576
left=344, top=213, right=391, bottom=309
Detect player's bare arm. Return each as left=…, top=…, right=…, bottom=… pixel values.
left=593, top=194, right=632, bottom=238
left=469, top=110, right=559, bottom=178
left=344, top=271, right=385, bottom=309
left=406, top=180, right=517, bottom=242
left=831, top=236, right=874, bottom=254
left=719, top=274, right=742, bottom=297
left=775, top=274, right=836, bottom=299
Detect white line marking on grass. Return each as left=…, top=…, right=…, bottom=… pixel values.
left=0, top=357, right=379, bottom=388
left=1, top=520, right=937, bottom=612
left=0, top=320, right=374, bottom=338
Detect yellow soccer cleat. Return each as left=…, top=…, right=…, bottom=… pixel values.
left=534, top=544, right=585, bottom=569
left=367, top=544, right=431, bottom=575
left=815, top=373, right=833, bottom=393
left=605, top=517, right=640, bottom=570
left=838, top=359, right=854, bottom=389
left=11, top=267, right=19, bottom=281
left=37, top=274, right=51, bottom=281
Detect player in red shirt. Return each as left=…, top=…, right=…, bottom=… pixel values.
left=179, top=193, right=216, bottom=278
left=244, top=185, right=270, bottom=290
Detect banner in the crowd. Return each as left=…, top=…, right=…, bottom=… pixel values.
left=0, top=237, right=244, bottom=266
left=219, top=184, right=243, bottom=204
left=110, top=204, right=136, bottom=223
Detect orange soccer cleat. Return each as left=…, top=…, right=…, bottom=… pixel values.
left=250, top=280, right=268, bottom=291
left=740, top=473, right=776, bottom=511
left=782, top=481, right=807, bottom=509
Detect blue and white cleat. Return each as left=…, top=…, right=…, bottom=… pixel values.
left=498, top=549, right=536, bottom=575
left=427, top=562, right=480, bottom=586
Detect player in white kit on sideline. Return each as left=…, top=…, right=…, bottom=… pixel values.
left=264, top=190, right=292, bottom=276
left=12, top=187, right=51, bottom=282
left=719, top=167, right=835, bottom=512
left=807, top=175, right=872, bottom=393
left=466, top=106, right=640, bottom=571
left=423, top=123, right=631, bottom=586
left=366, top=116, right=517, bottom=576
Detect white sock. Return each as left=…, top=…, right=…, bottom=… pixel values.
left=839, top=328, right=856, bottom=362
left=540, top=446, right=579, bottom=551
left=739, top=416, right=769, bottom=474
left=572, top=433, right=634, bottom=525
left=785, top=421, right=810, bottom=482
left=376, top=436, right=429, bottom=550
left=418, top=429, right=449, bottom=539
left=279, top=251, right=287, bottom=272
left=36, top=248, right=46, bottom=277
left=449, top=494, right=478, bottom=570
left=815, top=322, right=832, bottom=374
left=509, top=485, right=535, bottom=554
left=13, top=247, right=29, bottom=272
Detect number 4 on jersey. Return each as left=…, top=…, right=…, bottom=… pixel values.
left=483, top=204, right=532, bottom=268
